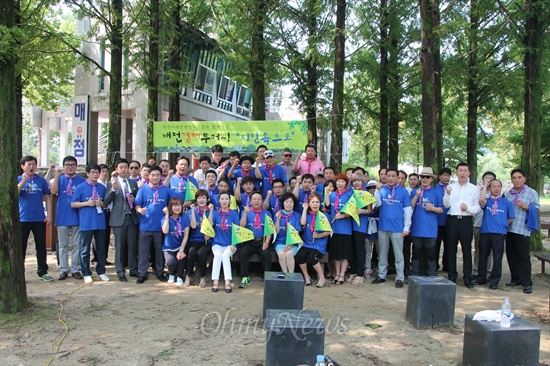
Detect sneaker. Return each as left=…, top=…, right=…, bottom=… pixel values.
left=84, top=276, right=93, bottom=284
left=364, top=269, right=372, bottom=279
left=239, top=276, right=251, bottom=288
left=99, top=274, right=110, bottom=282
left=168, top=275, right=176, bottom=284
left=396, top=280, right=404, bottom=288
left=39, top=274, right=53, bottom=282
left=177, top=277, right=184, bottom=286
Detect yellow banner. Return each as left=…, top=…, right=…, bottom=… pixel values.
left=231, top=225, right=255, bottom=245
left=154, top=120, right=308, bottom=152
left=353, top=189, right=376, bottom=208
left=341, top=195, right=360, bottom=225
left=286, top=224, right=303, bottom=245
left=200, top=212, right=215, bottom=237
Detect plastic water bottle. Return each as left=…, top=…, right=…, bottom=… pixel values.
left=500, top=298, right=512, bottom=327
left=315, top=354, right=325, bottom=366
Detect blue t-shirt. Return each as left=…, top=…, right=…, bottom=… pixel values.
left=71, top=181, right=106, bottom=231
left=242, top=209, right=273, bottom=239
left=233, top=169, right=260, bottom=190
left=480, top=198, right=515, bottom=235
left=258, top=165, right=288, bottom=196
left=274, top=212, right=302, bottom=246
left=18, top=175, right=51, bottom=222
left=188, top=207, right=214, bottom=244
left=379, top=185, right=411, bottom=233
left=168, top=175, right=199, bottom=203
left=161, top=214, right=190, bottom=251
left=296, top=189, right=314, bottom=214
left=134, top=184, right=173, bottom=231
left=302, top=212, right=329, bottom=254
left=409, top=187, right=442, bottom=238
left=434, top=184, right=449, bottom=226
left=328, top=189, right=353, bottom=235
left=239, top=192, right=254, bottom=212
left=266, top=194, right=284, bottom=216
left=211, top=210, right=240, bottom=246
left=55, top=175, right=86, bottom=227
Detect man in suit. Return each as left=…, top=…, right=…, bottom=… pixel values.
left=104, top=158, right=139, bottom=282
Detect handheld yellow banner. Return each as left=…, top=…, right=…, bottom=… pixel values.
left=184, top=181, right=198, bottom=201
left=353, top=189, right=376, bottom=208
left=315, top=212, right=333, bottom=232
left=341, top=195, right=360, bottom=225
left=200, top=212, right=215, bottom=237
left=231, top=225, right=255, bottom=245
left=286, top=224, right=303, bottom=245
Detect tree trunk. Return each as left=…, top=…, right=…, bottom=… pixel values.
left=433, top=0, right=442, bottom=171
left=379, top=0, right=389, bottom=168
left=388, top=12, right=399, bottom=168
left=107, top=0, right=123, bottom=167
left=250, top=0, right=266, bottom=121
left=522, top=0, right=544, bottom=251
left=466, top=0, right=479, bottom=182
left=305, top=0, right=318, bottom=145
left=330, top=0, right=345, bottom=171
left=420, top=0, right=440, bottom=171
left=147, top=0, right=160, bottom=160
left=0, top=0, right=28, bottom=313
left=168, top=0, right=181, bottom=122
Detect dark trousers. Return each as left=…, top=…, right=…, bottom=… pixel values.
left=436, top=225, right=448, bottom=271
left=403, top=235, right=412, bottom=275
left=296, top=247, right=323, bottom=266
left=349, top=231, right=367, bottom=275
left=93, top=210, right=111, bottom=261
left=164, top=251, right=185, bottom=278
left=446, top=216, right=473, bottom=281
left=80, top=230, right=106, bottom=277
left=239, top=239, right=272, bottom=276
left=113, top=215, right=139, bottom=276
left=138, top=231, right=163, bottom=277
left=412, top=237, right=437, bottom=276
left=506, top=232, right=532, bottom=287
left=186, top=241, right=211, bottom=277
left=478, top=233, right=505, bottom=286
left=21, top=221, right=48, bottom=276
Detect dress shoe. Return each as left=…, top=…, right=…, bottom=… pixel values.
left=136, top=276, right=146, bottom=284
left=371, top=277, right=386, bottom=284
left=72, top=271, right=83, bottom=280
left=58, top=272, right=69, bottom=281
left=464, top=279, right=474, bottom=289
left=506, top=281, right=521, bottom=286
left=489, top=285, right=498, bottom=290
left=118, top=274, right=128, bottom=282
left=395, top=280, right=403, bottom=288
left=523, top=285, right=532, bottom=294
left=129, top=272, right=139, bottom=278
left=447, top=276, right=456, bottom=283
left=157, top=274, right=168, bottom=282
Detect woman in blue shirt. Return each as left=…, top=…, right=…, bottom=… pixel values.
left=274, top=192, right=302, bottom=273
left=186, top=189, right=213, bottom=288
left=161, top=198, right=190, bottom=286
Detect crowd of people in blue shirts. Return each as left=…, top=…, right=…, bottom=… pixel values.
left=17, top=143, right=539, bottom=295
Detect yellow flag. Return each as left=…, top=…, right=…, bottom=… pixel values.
left=231, top=225, right=255, bottom=245
left=264, top=215, right=275, bottom=236
left=200, top=212, right=215, bottom=237
left=230, top=195, right=238, bottom=210
left=341, top=195, right=360, bottom=225
left=315, top=212, right=333, bottom=232
left=286, top=223, right=303, bottom=245
left=184, top=180, right=198, bottom=201
left=353, top=189, right=376, bottom=208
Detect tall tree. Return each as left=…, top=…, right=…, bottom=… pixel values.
left=330, top=0, right=345, bottom=170
left=0, top=0, right=27, bottom=313
left=419, top=0, right=441, bottom=171
left=108, top=0, right=124, bottom=165
left=521, top=0, right=547, bottom=250
left=379, top=0, right=389, bottom=167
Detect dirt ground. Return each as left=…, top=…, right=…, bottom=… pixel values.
left=1, top=237, right=549, bottom=366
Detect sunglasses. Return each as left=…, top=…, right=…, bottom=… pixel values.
left=420, top=176, right=432, bottom=179
left=130, top=166, right=140, bottom=170
left=367, top=186, right=376, bottom=190
left=283, top=154, right=292, bottom=157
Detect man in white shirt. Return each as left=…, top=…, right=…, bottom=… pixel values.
left=443, top=162, right=481, bottom=288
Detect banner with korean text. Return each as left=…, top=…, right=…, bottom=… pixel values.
left=153, top=120, right=308, bottom=153
left=72, top=95, right=89, bottom=165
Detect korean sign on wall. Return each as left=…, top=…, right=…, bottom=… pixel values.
left=72, top=95, right=89, bottom=165
left=153, top=120, right=308, bottom=152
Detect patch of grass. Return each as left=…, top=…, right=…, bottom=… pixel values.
left=0, top=301, right=57, bottom=330
left=157, top=349, right=173, bottom=359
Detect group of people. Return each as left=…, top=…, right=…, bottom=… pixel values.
left=18, top=143, right=539, bottom=295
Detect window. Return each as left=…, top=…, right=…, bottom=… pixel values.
left=218, top=76, right=231, bottom=100
left=195, top=65, right=216, bottom=95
